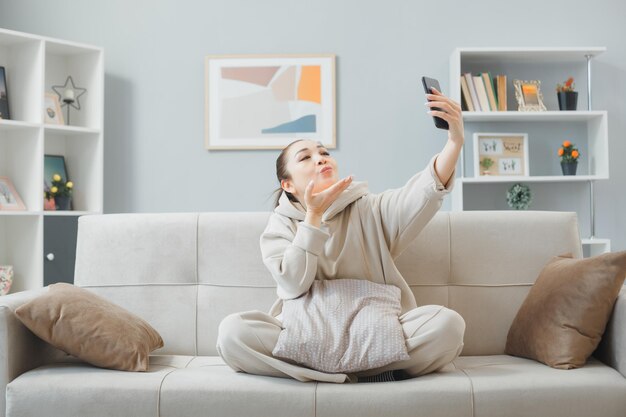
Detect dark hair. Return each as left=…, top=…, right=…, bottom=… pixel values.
left=269, top=139, right=304, bottom=208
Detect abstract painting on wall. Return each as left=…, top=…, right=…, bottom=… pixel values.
left=204, top=54, right=335, bottom=150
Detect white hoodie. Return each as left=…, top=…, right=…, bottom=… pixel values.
left=260, top=153, right=455, bottom=321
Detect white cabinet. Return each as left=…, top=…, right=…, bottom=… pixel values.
left=449, top=47, right=609, bottom=256
left=0, top=28, right=103, bottom=292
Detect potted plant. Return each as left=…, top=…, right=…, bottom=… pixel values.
left=48, top=173, right=74, bottom=210
left=558, top=140, right=580, bottom=175
left=480, top=157, right=495, bottom=175
left=556, top=77, right=578, bottom=110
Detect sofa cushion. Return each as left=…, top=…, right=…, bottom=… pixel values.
left=505, top=251, right=626, bottom=369
left=6, top=360, right=175, bottom=417
left=6, top=354, right=626, bottom=417
left=272, top=279, right=410, bottom=373
left=14, top=282, right=164, bottom=371
left=454, top=355, right=626, bottom=417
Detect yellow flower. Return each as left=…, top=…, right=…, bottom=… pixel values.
left=52, top=174, right=61, bottom=182
left=50, top=186, right=58, bottom=193
left=66, top=181, right=73, bottom=189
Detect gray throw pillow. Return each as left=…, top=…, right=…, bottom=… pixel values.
left=272, top=278, right=410, bottom=373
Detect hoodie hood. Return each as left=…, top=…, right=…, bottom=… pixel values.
left=275, top=180, right=370, bottom=222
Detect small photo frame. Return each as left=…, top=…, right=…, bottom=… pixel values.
left=0, top=66, right=10, bottom=120
left=513, top=80, right=547, bottom=112
left=205, top=54, right=336, bottom=150
left=44, top=92, right=65, bottom=125
left=0, top=177, right=26, bottom=210
left=473, top=133, right=529, bottom=177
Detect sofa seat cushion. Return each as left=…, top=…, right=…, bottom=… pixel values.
left=454, top=355, right=626, bottom=417
left=6, top=354, right=626, bottom=417
left=6, top=358, right=179, bottom=417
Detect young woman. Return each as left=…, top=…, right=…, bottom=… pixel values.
left=217, top=88, right=466, bottom=383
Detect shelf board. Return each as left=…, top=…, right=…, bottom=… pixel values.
left=0, top=211, right=41, bottom=216
left=0, top=119, right=41, bottom=131
left=44, top=124, right=100, bottom=135
left=43, top=210, right=99, bottom=216
left=461, top=175, right=607, bottom=183
left=462, top=110, right=605, bottom=122
left=581, top=238, right=611, bottom=246
left=455, top=47, right=606, bottom=63
left=0, top=210, right=100, bottom=216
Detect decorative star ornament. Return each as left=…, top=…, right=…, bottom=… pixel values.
left=52, top=75, right=87, bottom=110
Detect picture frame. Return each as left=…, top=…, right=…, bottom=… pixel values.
left=44, top=92, right=65, bottom=125
left=513, top=79, right=547, bottom=112
left=473, top=133, right=529, bottom=177
left=204, top=54, right=336, bottom=150
left=0, top=66, right=10, bottom=120
left=0, top=177, right=26, bottom=210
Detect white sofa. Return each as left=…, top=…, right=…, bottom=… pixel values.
left=1, top=210, right=625, bottom=417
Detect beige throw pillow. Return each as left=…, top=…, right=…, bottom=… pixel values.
left=15, top=282, right=164, bottom=371
left=505, top=251, right=626, bottom=369
left=273, top=279, right=410, bottom=374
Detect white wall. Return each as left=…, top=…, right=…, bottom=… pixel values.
left=1, top=0, right=625, bottom=250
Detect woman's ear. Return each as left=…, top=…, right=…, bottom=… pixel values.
left=281, top=179, right=295, bottom=194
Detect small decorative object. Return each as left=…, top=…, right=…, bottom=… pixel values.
left=473, top=132, right=529, bottom=177
left=513, top=79, right=547, bottom=112
left=44, top=187, right=56, bottom=211
left=43, top=92, right=65, bottom=125
left=0, top=177, right=26, bottom=211
left=48, top=173, right=74, bottom=210
left=44, top=154, right=73, bottom=210
left=556, top=77, right=578, bottom=111
left=0, top=265, right=13, bottom=296
left=558, top=140, right=580, bottom=176
left=506, top=183, right=532, bottom=210
left=205, top=54, right=336, bottom=150
left=0, top=66, right=10, bottom=120
left=52, top=75, right=87, bottom=125
left=480, top=157, right=495, bottom=175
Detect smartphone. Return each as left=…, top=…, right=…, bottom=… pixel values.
left=422, top=76, right=449, bottom=130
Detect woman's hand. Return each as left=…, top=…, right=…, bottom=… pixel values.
left=304, top=175, right=353, bottom=216
left=426, top=87, right=464, bottom=147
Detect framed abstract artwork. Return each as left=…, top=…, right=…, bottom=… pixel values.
left=473, top=132, right=529, bottom=177
left=204, top=54, right=336, bottom=150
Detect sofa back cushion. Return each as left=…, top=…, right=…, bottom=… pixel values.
left=74, top=210, right=582, bottom=356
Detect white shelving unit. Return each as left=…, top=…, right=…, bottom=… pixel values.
left=449, top=47, right=610, bottom=257
left=0, top=28, right=103, bottom=292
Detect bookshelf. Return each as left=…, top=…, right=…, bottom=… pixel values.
left=449, top=47, right=610, bottom=257
left=0, top=27, right=103, bottom=293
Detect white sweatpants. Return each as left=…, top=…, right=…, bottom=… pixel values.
left=216, top=304, right=466, bottom=383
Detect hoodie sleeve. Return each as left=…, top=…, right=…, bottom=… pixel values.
left=259, top=213, right=330, bottom=300
left=373, top=153, right=455, bottom=259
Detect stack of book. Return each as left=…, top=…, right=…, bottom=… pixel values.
left=461, top=73, right=507, bottom=112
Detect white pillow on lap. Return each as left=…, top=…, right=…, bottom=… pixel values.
left=272, top=278, right=410, bottom=374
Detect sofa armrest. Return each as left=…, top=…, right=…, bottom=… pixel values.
left=0, top=288, right=70, bottom=417
left=594, top=287, right=626, bottom=378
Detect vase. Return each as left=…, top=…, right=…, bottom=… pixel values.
left=558, top=91, right=578, bottom=111
left=0, top=265, right=13, bottom=296
left=561, top=161, right=578, bottom=175
left=44, top=197, right=56, bottom=211
left=54, top=195, right=72, bottom=210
